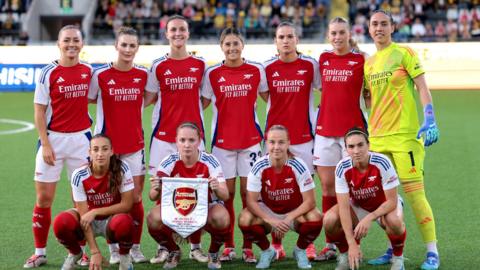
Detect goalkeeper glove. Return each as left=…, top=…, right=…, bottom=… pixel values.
left=417, top=103, right=439, bottom=147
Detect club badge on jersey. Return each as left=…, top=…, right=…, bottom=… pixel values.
left=161, top=177, right=209, bottom=238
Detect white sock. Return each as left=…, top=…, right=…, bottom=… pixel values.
left=426, top=241, right=438, bottom=254
left=191, top=243, right=201, bottom=250
left=132, top=244, right=140, bottom=249
left=326, top=243, right=336, bottom=249
left=109, top=243, right=119, bottom=253
left=35, top=248, right=46, bottom=256
left=80, top=245, right=86, bottom=253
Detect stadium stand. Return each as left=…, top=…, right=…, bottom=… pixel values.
left=1, top=0, right=479, bottom=45
left=0, top=0, right=31, bottom=45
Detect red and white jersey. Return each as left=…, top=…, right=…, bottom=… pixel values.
left=146, top=54, right=206, bottom=143
left=335, top=152, right=399, bottom=212
left=34, top=61, right=92, bottom=132
left=71, top=161, right=134, bottom=219
left=156, top=151, right=225, bottom=202
left=201, top=60, right=268, bottom=150
left=264, top=55, right=320, bottom=145
left=89, top=63, right=148, bottom=154
left=317, top=51, right=366, bottom=137
left=247, top=155, right=315, bottom=214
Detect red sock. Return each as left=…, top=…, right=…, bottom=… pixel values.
left=130, top=201, right=144, bottom=245
left=107, top=214, right=134, bottom=255
left=53, top=211, right=83, bottom=255
left=148, top=224, right=179, bottom=251
left=224, top=196, right=235, bottom=248
left=243, top=234, right=253, bottom=249
left=322, top=196, right=337, bottom=213
left=189, top=229, right=202, bottom=245
left=326, top=230, right=348, bottom=253
left=271, top=232, right=282, bottom=245
left=206, top=226, right=230, bottom=253
left=388, top=230, right=406, bottom=256
left=33, top=205, right=51, bottom=249
left=296, top=221, right=323, bottom=249
left=322, top=196, right=337, bottom=243
left=240, top=225, right=270, bottom=251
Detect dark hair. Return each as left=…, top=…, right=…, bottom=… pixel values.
left=58, top=24, right=82, bottom=40
left=166, top=15, right=189, bottom=31
left=89, top=134, right=123, bottom=198
left=275, top=21, right=297, bottom=36
left=176, top=122, right=201, bottom=139
left=370, top=9, right=394, bottom=25
left=116, top=26, right=139, bottom=42
left=219, top=27, right=244, bottom=45
left=344, top=127, right=369, bottom=144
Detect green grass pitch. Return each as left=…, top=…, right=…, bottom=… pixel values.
left=1, top=90, right=479, bottom=269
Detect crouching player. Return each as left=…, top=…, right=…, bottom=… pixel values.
left=324, top=127, right=406, bottom=270
left=239, top=125, right=322, bottom=269
left=53, top=134, right=135, bottom=270
left=147, top=122, right=230, bottom=269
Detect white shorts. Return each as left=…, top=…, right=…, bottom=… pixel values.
left=149, top=137, right=205, bottom=175
left=313, top=134, right=347, bottom=167
left=119, top=149, right=146, bottom=177
left=351, top=196, right=404, bottom=225
left=289, top=140, right=314, bottom=174
left=258, top=202, right=295, bottom=230
left=213, top=144, right=262, bottom=179
left=34, top=129, right=91, bottom=182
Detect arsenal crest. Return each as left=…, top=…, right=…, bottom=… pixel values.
left=173, top=187, right=198, bottom=216
left=161, top=177, right=209, bottom=238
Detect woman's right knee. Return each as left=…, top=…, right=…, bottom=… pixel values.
left=53, top=211, right=80, bottom=236
left=35, top=182, right=56, bottom=207
left=238, top=208, right=254, bottom=227
left=146, top=206, right=163, bottom=229
left=323, top=207, right=341, bottom=233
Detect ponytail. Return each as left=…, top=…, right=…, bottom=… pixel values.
left=108, top=154, right=123, bottom=198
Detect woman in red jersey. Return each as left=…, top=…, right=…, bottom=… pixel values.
left=25, top=25, right=93, bottom=268
left=52, top=134, right=135, bottom=270
left=147, top=122, right=230, bottom=270
left=324, top=127, right=406, bottom=270
left=263, top=21, right=320, bottom=260
left=144, top=15, right=208, bottom=264
left=313, top=17, right=367, bottom=262
left=201, top=27, right=268, bottom=263
left=88, top=26, right=148, bottom=264
left=239, top=125, right=322, bottom=269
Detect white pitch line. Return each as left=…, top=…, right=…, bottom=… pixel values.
left=0, top=118, right=35, bottom=135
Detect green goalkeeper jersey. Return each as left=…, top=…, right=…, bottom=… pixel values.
left=364, top=42, right=425, bottom=137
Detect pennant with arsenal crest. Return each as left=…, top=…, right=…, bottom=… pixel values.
left=161, top=177, right=209, bottom=238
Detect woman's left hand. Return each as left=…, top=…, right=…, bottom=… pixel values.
left=80, top=210, right=97, bottom=230
left=353, top=218, right=372, bottom=239
left=208, top=177, right=219, bottom=191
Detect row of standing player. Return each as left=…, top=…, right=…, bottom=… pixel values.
left=25, top=9, right=440, bottom=270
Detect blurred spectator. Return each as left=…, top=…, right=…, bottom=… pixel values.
left=471, top=19, right=480, bottom=38
left=434, top=20, right=447, bottom=41
left=446, top=18, right=458, bottom=41
left=411, top=17, right=426, bottom=38
left=352, top=14, right=367, bottom=43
